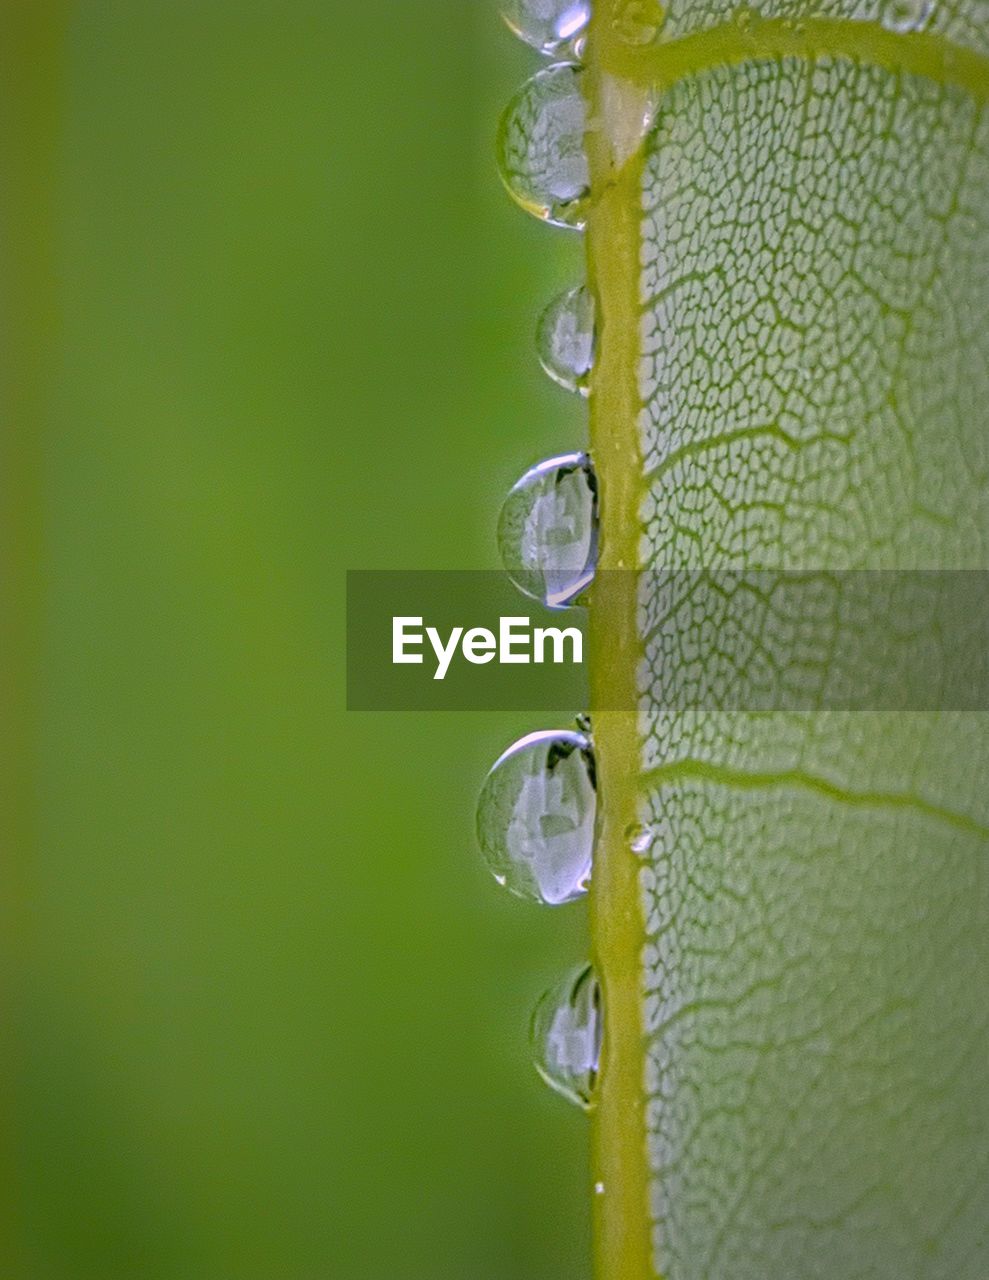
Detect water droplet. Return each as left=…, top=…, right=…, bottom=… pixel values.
left=885, top=0, right=932, bottom=30
left=530, top=962, right=603, bottom=1109
left=734, top=4, right=756, bottom=30
left=594, top=1180, right=606, bottom=1195
left=501, top=0, right=592, bottom=56
left=611, top=0, right=664, bottom=44
left=497, top=63, right=590, bottom=229
left=537, top=284, right=596, bottom=396
left=477, top=729, right=596, bottom=905
left=625, top=822, right=655, bottom=856
left=498, top=452, right=598, bottom=608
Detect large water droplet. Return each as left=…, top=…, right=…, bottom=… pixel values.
left=477, top=729, right=596, bottom=905
left=537, top=284, right=596, bottom=396
left=501, top=0, right=592, bottom=56
left=498, top=452, right=598, bottom=608
left=496, top=63, right=590, bottom=229
left=530, top=962, right=603, bottom=1109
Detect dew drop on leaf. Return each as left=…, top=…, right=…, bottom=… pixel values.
left=476, top=729, right=596, bottom=905
left=884, top=0, right=933, bottom=30
left=496, top=63, right=590, bottom=229
left=625, top=822, right=656, bottom=856
left=530, top=962, right=603, bottom=1109
left=537, top=283, right=596, bottom=396
left=500, top=0, right=591, bottom=57
left=498, top=452, right=598, bottom=608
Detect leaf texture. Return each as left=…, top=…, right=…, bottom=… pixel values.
left=584, top=6, right=989, bottom=1278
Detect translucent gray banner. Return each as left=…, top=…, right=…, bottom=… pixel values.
left=347, top=570, right=989, bottom=711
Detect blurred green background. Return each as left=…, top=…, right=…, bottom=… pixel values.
left=2, top=3, right=591, bottom=1276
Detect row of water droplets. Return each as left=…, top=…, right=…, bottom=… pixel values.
left=480, top=1, right=602, bottom=1112
left=487, top=0, right=937, bottom=1124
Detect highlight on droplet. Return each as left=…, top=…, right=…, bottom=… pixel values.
left=500, top=0, right=592, bottom=57
left=625, top=822, right=655, bottom=856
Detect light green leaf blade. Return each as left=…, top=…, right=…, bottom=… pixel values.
left=584, top=7, right=989, bottom=1278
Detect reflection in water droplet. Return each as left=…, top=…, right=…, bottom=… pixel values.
left=537, top=284, right=596, bottom=397
left=501, top=0, right=592, bottom=56
left=498, top=452, right=598, bottom=608
left=497, top=63, right=590, bottom=229
left=625, top=822, right=655, bottom=856
left=885, top=0, right=932, bottom=30
left=530, top=962, right=603, bottom=1109
left=477, top=729, right=596, bottom=905
left=594, top=1181, right=606, bottom=1196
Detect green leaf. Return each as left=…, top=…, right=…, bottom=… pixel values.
left=584, top=4, right=989, bottom=1277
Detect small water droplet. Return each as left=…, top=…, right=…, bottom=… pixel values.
left=537, top=284, right=596, bottom=396
left=501, top=0, right=592, bottom=56
left=594, top=1181, right=606, bottom=1195
left=625, top=822, right=655, bottom=856
left=885, top=0, right=932, bottom=30
left=734, top=4, right=756, bottom=30
left=477, top=729, right=596, bottom=905
left=530, top=962, right=603, bottom=1109
left=497, top=63, right=590, bottom=230
left=611, top=0, right=664, bottom=44
left=498, top=452, right=598, bottom=608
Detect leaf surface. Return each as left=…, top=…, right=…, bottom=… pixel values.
left=584, top=5, right=989, bottom=1277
